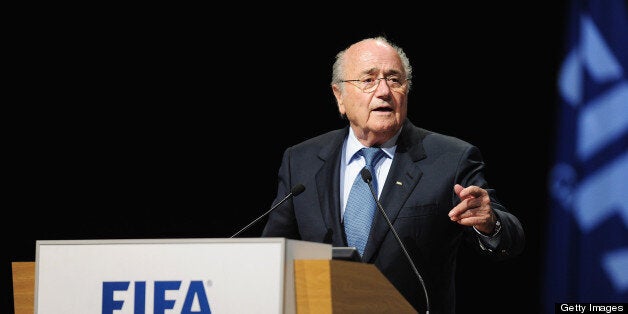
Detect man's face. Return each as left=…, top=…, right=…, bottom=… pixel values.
left=333, top=40, right=409, bottom=145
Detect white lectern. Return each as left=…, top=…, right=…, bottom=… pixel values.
left=34, top=238, right=328, bottom=314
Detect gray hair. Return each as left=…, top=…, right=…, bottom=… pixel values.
left=331, top=36, right=413, bottom=93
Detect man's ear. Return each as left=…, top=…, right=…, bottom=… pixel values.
left=332, top=84, right=345, bottom=116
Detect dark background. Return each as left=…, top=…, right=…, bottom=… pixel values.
left=4, top=3, right=568, bottom=313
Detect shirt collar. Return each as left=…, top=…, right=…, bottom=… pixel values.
left=345, top=126, right=402, bottom=165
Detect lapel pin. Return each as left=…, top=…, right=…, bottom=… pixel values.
left=396, top=181, right=403, bottom=186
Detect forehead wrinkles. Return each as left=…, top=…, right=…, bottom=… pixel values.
left=346, top=46, right=404, bottom=77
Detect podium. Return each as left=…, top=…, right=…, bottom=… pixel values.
left=12, top=238, right=416, bottom=313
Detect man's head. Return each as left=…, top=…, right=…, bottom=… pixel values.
left=332, top=36, right=412, bottom=147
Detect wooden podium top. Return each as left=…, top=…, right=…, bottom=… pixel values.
left=294, top=259, right=416, bottom=314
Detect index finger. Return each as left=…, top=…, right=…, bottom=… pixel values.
left=457, top=185, right=485, bottom=200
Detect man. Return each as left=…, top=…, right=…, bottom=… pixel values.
left=262, top=36, right=525, bottom=314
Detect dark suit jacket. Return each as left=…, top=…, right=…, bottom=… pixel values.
left=262, top=118, right=525, bottom=314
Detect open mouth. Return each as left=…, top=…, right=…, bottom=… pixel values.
left=373, top=107, right=393, bottom=112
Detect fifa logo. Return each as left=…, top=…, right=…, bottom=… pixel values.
left=102, top=280, right=212, bottom=314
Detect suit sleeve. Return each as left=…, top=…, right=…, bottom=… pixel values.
left=454, top=145, right=526, bottom=261
left=261, top=147, right=302, bottom=240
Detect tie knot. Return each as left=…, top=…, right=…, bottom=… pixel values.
left=361, top=147, right=385, bottom=167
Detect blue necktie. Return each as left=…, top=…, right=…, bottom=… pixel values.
left=344, top=147, right=386, bottom=257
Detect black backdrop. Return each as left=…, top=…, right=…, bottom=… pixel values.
left=4, top=3, right=568, bottom=313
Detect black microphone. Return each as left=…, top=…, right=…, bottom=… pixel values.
left=361, top=168, right=430, bottom=314
left=230, top=184, right=305, bottom=238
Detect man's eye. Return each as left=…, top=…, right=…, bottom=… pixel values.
left=387, top=77, right=401, bottom=83
left=361, top=77, right=375, bottom=83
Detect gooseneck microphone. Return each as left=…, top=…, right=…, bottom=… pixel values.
left=361, top=168, right=430, bottom=314
left=230, top=184, right=305, bottom=238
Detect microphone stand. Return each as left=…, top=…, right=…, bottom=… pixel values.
left=362, top=168, right=430, bottom=314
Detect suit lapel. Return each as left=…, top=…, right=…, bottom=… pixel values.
left=363, top=120, right=427, bottom=262
left=315, top=127, right=349, bottom=247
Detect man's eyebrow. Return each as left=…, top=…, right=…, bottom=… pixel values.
left=358, top=68, right=404, bottom=76
left=358, top=67, right=378, bottom=76
left=384, top=69, right=403, bottom=76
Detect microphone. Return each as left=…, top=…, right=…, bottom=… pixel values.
left=361, top=168, right=430, bottom=314
left=230, top=184, right=305, bottom=238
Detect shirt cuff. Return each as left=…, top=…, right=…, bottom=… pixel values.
left=474, top=219, right=501, bottom=251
